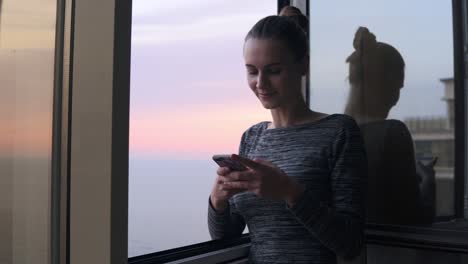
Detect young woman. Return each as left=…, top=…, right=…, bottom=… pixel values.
left=208, top=8, right=367, bottom=264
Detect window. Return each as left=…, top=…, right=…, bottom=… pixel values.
left=309, top=1, right=456, bottom=225
left=304, top=1, right=468, bottom=262
left=29, top=0, right=468, bottom=262
left=129, top=0, right=276, bottom=257
left=0, top=0, right=57, bottom=263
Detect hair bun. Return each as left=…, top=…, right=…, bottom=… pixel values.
left=279, top=6, right=308, bottom=34
left=353, top=27, right=377, bottom=52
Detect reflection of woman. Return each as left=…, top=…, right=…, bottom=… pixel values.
left=207, top=7, right=367, bottom=264
left=345, top=27, right=426, bottom=224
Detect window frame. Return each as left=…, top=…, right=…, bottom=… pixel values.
left=59, top=0, right=132, bottom=262
left=453, top=0, right=466, bottom=221
left=463, top=0, right=468, bottom=220
left=60, top=0, right=468, bottom=263
left=51, top=0, right=69, bottom=262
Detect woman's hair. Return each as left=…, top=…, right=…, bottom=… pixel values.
left=346, top=27, right=405, bottom=89
left=245, top=6, right=309, bottom=60
left=345, top=27, right=405, bottom=120
left=279, top=6, right=308, bottom=35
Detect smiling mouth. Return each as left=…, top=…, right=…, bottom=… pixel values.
left=259, top=92, right=276, bottom=97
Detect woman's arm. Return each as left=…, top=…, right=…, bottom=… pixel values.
left=207, top=131, right=250, bottom=240
left=286, top=118, right=367, bottom=259
left=207, top=197, right=246, bottom=239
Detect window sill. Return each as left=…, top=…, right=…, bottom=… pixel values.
left=166, top=244, right=249, bottom=264
left=128, top=234, right=250, bottom=264
left=366, top=220, right=468, bottom=253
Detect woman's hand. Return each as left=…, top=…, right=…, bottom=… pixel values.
left=210, top=166, right=247, bottom=212
left=223, top=154, right=305, bottom=206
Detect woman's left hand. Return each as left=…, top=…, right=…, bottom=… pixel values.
left=223, top=154, right=304, bottom=205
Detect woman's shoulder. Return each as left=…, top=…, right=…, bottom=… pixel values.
left=385, top=119, right=411, bottom=131
left=239, top=121, right=269, bottom=141
left=318, top=113, right=360, bottom=132
left=361, top=119, right=411, bottom=138
left=361, top=119, right=408, bottom=130
left=244, top=121, right=269, bottom=134
left=328, top=113, right=358, bottom=123
left=238, top=121, right=269, bottom=156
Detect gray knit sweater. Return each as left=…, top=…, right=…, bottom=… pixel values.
left=208, top=114, right=367, bottom=264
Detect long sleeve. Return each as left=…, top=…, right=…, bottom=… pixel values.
left=207, top=197, right=246, bottom=239
left=286, top=119, right=367, bottom=259
left=207, top=131, right=249, bottom=240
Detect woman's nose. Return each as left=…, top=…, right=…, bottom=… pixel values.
left=256, top=73, right=267, bottom=89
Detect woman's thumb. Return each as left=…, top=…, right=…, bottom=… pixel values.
left=253, top=158, right=272, bottom=166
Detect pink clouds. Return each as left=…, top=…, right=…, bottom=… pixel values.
left=129, top=101, right=270, bottom=159
left=128, top=1, right=276, bottom=159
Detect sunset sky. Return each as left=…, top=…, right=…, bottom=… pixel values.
left=0, top=0, right=56, bottom=49
left=0, top=0, right=457, bottom=257
left=129, top=0, right=275, bottom=159
left=0, top=0, right=454, bottom=158
left=0, top=0, right=56, bottom=157
left=129, top=0, right=453, bottom=159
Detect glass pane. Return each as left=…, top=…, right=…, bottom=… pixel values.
left=310, top=1, right=454, bottom=225
left=0, top=0, right=57, bottom=263
left=129, top=0, right=274, bottom=256
left=463, top=0, right=468, bottom=219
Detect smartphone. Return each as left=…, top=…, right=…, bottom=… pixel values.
left=212, top=154, right=247, bottom=171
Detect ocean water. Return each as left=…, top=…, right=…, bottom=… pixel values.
left=128, top=159, right=221, bottom=257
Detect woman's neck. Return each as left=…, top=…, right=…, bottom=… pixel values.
left=269, top=98, right=314, bottom=128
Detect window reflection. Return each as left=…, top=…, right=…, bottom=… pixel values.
left=345, top=27, right=435, bottom=225
left=0, top=0, right=56, bottom=263
left=309, top=1, right=454, bottom=226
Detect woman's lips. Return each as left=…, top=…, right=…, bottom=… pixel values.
left=258, top=92, right=276, bottom=99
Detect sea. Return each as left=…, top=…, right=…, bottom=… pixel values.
left=128, top=159, right=225, bottom=257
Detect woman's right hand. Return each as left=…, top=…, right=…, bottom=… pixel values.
left=210, top=166, right=246, bottom=212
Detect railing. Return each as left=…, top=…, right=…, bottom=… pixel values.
left=404, top=117, right=452, bottom=133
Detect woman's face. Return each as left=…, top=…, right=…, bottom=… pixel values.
left=243, top=38, right=306, bottom=109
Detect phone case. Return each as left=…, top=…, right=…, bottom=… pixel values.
left=212, top=155, right=247, bottom=171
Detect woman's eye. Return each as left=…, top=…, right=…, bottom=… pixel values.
left=247, top=70, right=258, bottom=75
left=268, top=69, right=281, bottom=74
